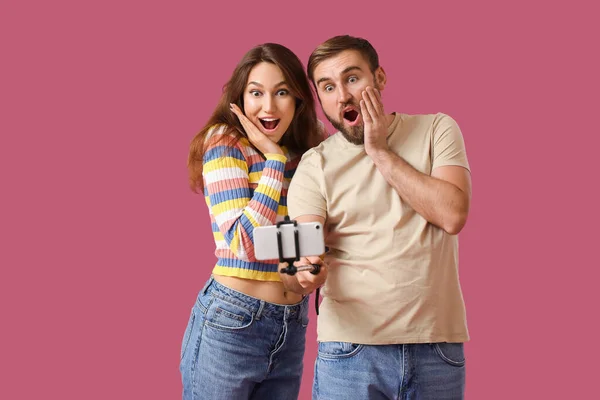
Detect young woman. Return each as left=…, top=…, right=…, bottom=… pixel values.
left=180, top=43, right=327, bottom=400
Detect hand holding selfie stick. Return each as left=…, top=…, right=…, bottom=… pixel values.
left=276, top=216, right=321, bottom=276
left=254, top=216, right=324, bottom=314
left=280, top=263, right=321, bottom=275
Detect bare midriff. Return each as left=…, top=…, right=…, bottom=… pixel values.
left=213, top=275, right=303, bottom=305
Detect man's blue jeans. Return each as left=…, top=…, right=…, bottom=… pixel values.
left=313, top=341, right=466, bottom=399
left=180, top=277, right=309, bottom=400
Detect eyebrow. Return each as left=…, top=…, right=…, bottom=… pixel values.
left=316, top=66, right=363, bottom=86
left=247, top=80, right=287, bottom=88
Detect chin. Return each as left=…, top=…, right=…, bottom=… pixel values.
left=266, top=133, right=284, bottom=143
left=338, top=125, right=364, bottom=145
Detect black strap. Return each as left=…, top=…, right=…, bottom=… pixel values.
left=315, top=287, right=320, bottom=315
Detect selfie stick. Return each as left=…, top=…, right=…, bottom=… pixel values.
left=276, top=216, right=321, bottom=276
left=276, top=216, right=323, bottom=315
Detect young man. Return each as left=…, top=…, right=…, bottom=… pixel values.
left=287, top=35, right=472, bottom=399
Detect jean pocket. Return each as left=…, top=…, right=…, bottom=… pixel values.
left=301, top=315, right=309, bottom=329
left=434, top=342, right=465, bottom=366
left=298, top=308, right=309, bottom=328
left=318, top=341, right=363, bottom=359
left=180, top=308, right=196, bottom=360
left=204, top=297, right=254, bottom=331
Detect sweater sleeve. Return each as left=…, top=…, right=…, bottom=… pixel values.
left=202, top=131, right=287, bottom=262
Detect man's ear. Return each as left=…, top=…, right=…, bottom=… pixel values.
left=375, top=66, right=387, bottom=90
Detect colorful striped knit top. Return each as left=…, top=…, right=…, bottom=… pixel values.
left=202, top=124, right=301, bottom=281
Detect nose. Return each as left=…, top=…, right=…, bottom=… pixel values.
left=263, top=94, right=277, bottom=114
left=337, top=85, right=352, bottom=105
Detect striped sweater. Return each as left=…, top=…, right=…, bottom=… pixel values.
left=202, top=125, right=301, bottom=281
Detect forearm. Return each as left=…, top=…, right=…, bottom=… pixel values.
left=370, top=149, right=469, bottom=234
left=208, top=154, right=287, bottom=260
left=245, top=154, right=287, bottom=224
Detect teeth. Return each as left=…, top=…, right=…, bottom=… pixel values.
left=260, top=118, right=278, bottom=121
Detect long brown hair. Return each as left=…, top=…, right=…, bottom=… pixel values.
left=188, top=43, right=321, bottom=193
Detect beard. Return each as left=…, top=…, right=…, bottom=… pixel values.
left=324, top=107, right=365, bottom=145
left=322, top=82, right=381, bottom=145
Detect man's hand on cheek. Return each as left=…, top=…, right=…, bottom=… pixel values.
left=361, top=86, right=389, bottom=155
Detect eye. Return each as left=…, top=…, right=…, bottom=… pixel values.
left=324, top=85, right=334, bottom=93
left=276, top=89, right=289, bottom=96
left=249, top=90, right=262, bottom=97
left=348, top=76, right=358, bottom=84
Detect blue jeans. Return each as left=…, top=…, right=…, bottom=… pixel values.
left=313, top=342, right=465, bottom=400
left=179, top=277, right=309, bottom=400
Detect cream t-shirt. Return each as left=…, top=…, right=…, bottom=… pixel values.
left=288, top=113, right=470, bottom=344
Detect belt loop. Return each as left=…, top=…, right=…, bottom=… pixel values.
left=201, top=276, right=214, bottom=295
left=255, top=300, right=265, bottom=320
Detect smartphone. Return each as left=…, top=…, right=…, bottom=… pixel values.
left=254, top=222, right=325, bottom=261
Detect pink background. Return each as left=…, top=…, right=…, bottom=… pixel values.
left=2, top=0, right=598, bottom=398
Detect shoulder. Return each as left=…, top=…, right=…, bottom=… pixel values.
left=396, top=113, right=462, bottom=136
left=204, top=124, right=247, bottom=147
left=397, top=112, right=455, bottom=126
left=306, top=132, right=342, bottom=157
left=429, top=113, right=464, bottom=142
left=203, top=124, right=255, bottom=161
left=431, top=112, right=460, bottom=128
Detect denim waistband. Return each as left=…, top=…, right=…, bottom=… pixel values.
left=200, top=277, right=308, bottom=320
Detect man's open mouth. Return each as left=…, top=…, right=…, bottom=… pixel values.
left=343, top=109, right=359, bottom=123
left=259, top=118, right=280, bottom=130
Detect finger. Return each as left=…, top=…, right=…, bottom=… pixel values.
left=230, top=104, right=258, bottom=136
left=297, top=270, right=319, bottom=286
left=230, top=104, right=253, bottom=128
left=230, top=104, right=249, bottom=127
left=367, top=87, right=384, bottom=116
left=365, top=87, right=382, bottom=117
left=229, top=103, right=244, bottom=117
left=297, top=260, right=327, bottom=277
left=360, top=99, right=372, bottom=124
left=293, top=257, right=311, bottom=267
left=361, top=90, right=377, bottom=119
left=297, top=267, right=327, bottom=289
left=305, top=256, right=322, bottom=264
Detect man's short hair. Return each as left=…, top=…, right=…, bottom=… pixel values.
left=307, top=35, right=380, bottom=85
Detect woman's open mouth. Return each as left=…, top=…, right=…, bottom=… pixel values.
left=259, top=118, right=280, bottom=131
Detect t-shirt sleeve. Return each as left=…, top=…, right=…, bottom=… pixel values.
left=431, top=113, right=470, bottom=172
left=287, top=149, right=327, bottom=220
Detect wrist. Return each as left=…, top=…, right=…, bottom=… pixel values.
left=264, top=152, right=287, bottom=163
left=366, top=146, right=391, bottom=162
